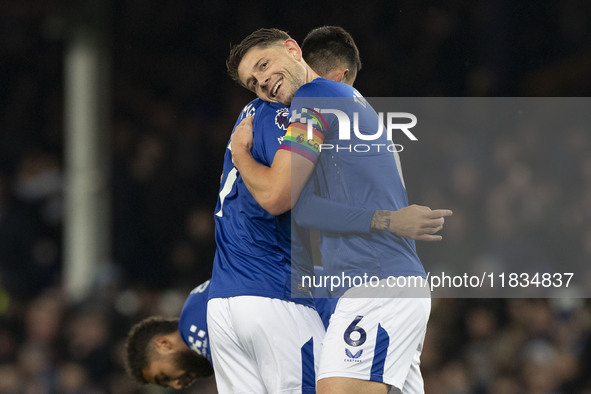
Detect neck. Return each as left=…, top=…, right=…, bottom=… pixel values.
left=304, top=63, right=320, bottom=84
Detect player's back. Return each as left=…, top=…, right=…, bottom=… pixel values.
left=209, top=99, right=315, bottom=306
left=291, top=79, right=425, bottom=291
left=179, top=280, right=211, bottom=362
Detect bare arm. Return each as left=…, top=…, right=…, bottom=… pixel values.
left=231, top=118, right=454, bottom=240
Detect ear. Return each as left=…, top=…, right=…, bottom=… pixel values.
left=334, top=69, right=350, bottom=83
left=322, top=68, right=349, bottom=84
left=342, top=69, right=357, bottom=86
left=154, top=335, right=174, bottom=353
left=342, top=69, right=350, bottom=81
left=283, top=39, right=302, bottom=61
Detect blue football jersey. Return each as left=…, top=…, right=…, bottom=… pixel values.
left=179, top=280, right=212, bottom=363
left=285, top=79, right=426, bottom=296
left=208, top=99, right=315, bottom=307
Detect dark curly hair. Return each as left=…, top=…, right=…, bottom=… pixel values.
left=124, top=316, right=179, bottom=384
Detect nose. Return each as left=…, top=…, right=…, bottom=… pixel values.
left=254, top=72, right=270, bottom=89
left=169, top=379, right=183, bottom=389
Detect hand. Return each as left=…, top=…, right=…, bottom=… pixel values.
left=230, top=116, right=254, bottom=156
left=371, top=205, right=453, bottom=241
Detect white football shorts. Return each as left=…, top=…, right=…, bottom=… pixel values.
left=207, top=296, right=325, bottom=394
left=318, top=278, right=431, bottom=394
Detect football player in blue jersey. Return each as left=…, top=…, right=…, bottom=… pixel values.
left=204, top=27, right=412, bottom=394
left=123, top=28, right=376, bottom=393
left=205, top=92, right=325, bottom=394
left=124, top=27, right=416, bottom=393
left=227, top=28, right=453, bottom=394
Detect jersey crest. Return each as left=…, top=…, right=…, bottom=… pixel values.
left=275, top=107, right=289, bottom=130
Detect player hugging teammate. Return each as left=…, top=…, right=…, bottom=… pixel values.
left=125, top=26, right=451, bottom=394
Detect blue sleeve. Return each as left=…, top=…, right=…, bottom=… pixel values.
left=293, top=178, right=374, bottom=233
left=252, top=103, right=289, bottom=165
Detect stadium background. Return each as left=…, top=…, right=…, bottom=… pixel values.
left=1, top=0, right=591, bottom=393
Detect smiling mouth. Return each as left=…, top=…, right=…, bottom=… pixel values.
left=271, top=79, right=282, bottom=98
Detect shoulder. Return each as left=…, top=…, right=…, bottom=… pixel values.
left=179, top=281, right=209, bottom=336
left=178, top=280, right=211, bottom=361
left=234, top=99, right=288, bottom=134
left=295, top=78, right=355, bottom=98
left=253, top=101, right=289, bottom=133
left=181, top=280, right=211, bottom=315
left=237, top=98, right=265, bottom=120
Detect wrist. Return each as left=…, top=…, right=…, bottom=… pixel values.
left=231, top=143, right=250, bottom=162
left=370, top=210, right=392, bottom=232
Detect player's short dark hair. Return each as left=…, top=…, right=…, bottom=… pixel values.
left=302, top=26, right=362, bottom=83
left=124, top=316, right=179, bottom=385
left=227, top=28, right=291, bottom=85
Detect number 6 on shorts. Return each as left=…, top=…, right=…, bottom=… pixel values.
left=343, top=315, right=367, bottom=347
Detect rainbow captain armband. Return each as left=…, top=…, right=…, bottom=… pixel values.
left=278, top=122, right=325, bottom=164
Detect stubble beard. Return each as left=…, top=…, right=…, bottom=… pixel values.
left=280, top=64, right=306, bottom=106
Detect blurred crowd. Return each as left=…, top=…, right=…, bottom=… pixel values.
left=1, top=0, right=591, bottom=393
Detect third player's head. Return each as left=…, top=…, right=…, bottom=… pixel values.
left=227, top=28, right=315, bottom=106
left=302, top=26, right=362, bottom=86
left=124, top=316, right=213, bottom=390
